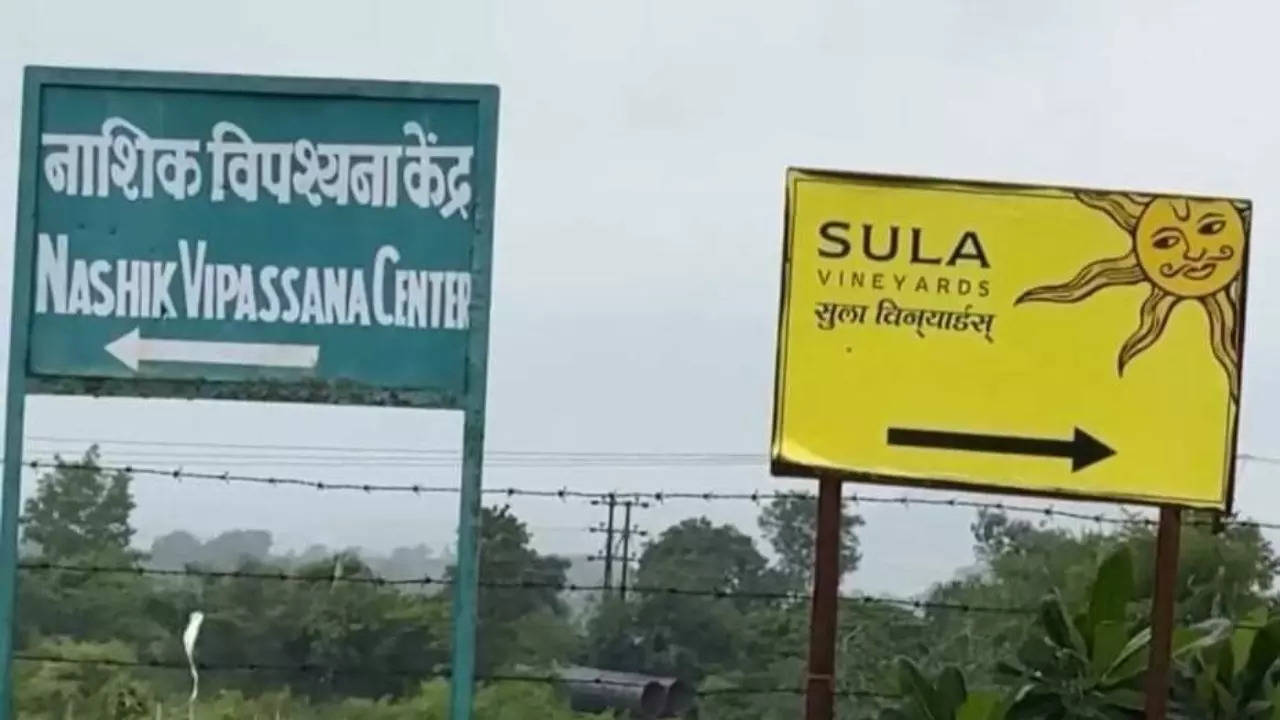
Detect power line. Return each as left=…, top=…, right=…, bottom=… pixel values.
left=25, top=436, right=759, bottom=461
left=1240, top=453, right=1280, bottom=467
left=26, top=435, right=1280, bottom=468
left=25, top=454, right=761, bottom=469
left=526, top=524, right=606, bottom=535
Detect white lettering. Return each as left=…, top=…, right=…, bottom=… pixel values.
left=428, top=271, right=445, bottom=329
left=42, top=117, right=477, bottom=219
left=136, top=260, right=152, bottom=318
left=457, top=272, right=471, bottom=330
left=67, top=259, right=92, bottom=315
left=35, top=233, right=68, bottom=314
left=258, top=266, right=281, bottom=322
left=208, top=122, right=294, bottom=204
left=116, top=259, right=142, bottom=317
left=372, top=245, right=399, bottom=326
left=151, top=261, right=177, bottom=318
left=402, top=122, right=473, bottom=219
left=202, top=265, right=216, bottom=319
left=280, top=267, right=301, bottom=322
left=234, top=264, right=257, bottom=321
left=394, top=270, right=410, bottom=327
left=42, top=134, right=109, bottom=197
left=300, top=267, right=325, bottom=324
left=443, top=272, right=458, bottom=330
left=89, top=260, right=114, bottom=317
left=406, top=271, right=429, bottom=328
left=347, top=269, right=371, bottom=326
left=178, top=239, right=207, bottom=320
left=322, top=267, right=348, bottom=325
left=32, top=236, right=472, bottom=335
left=101, top=117, right=202, bottom=201
left=214, top=264, right=238, bottom=320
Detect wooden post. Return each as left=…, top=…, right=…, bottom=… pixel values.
left=806, top=477, right=842, bottom=720
left=1144, top=506, right=1182, bottom=720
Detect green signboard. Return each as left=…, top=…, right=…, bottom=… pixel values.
left=3, top=67, right=499, bottom=720
left=28, top=71, right=493, bottom=405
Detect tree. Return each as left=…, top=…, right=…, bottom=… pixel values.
left=583, top=596, right=646, bottom=672
left=1172, top=606, right=1280, bottom=719
left=637, top=518, right=773, bottom=603
left=147, top=531, right=202, bottom=571
left=179, top=553, right=452, bottom=702
left=920, top=511, right=1122, bottom=683
left=17, top=449, right=164, bottom=652
left=15, top=638, right=155, bottom=719
left=1118, top=510, right=1278, bottom=618
left=758, top=493, right=863, bottom=591
left=998, top=547, right=1227, bottom=719
left=880, top=659, right=1008, bottom=720
left=200, top=530, right=273, bottom=568
left=21, top=446, right=137, bottom=562
left=149, top=529, right=275, bottom=571
left=449, top=506, right=573, bottom=673
left=623, top=518, right=777, bottom=679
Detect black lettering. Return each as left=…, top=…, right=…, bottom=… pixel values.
left=850, top=272, right=865, bottom=288
left=819, top=221, right=851, bottom=258
left=947, top=231, right=990, bottom=267
left=862, top=224, right=898, bottom=261
left=893, top=274, right=907, bottom=291
left=957, top=278, right=972, bottom=296
left=909, top=228, right=941, bottom=264
left=978, top=279, right=991, bottom=297
left=936, top=278, right=951, bottom=294
left=817, top=269, right=832, bottom=286
left=914, top=276, right=930, bottom=292
left=872, top=273, right=885, bottom=290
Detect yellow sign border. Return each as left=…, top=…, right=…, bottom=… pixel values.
left=769, top=167, right=1252, bottom=511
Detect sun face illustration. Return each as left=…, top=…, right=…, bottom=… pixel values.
left=1017, top=192, right=1249, bottom=400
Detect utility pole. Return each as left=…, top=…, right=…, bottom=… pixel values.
left=602, top=494, right=617, bottom=591
left=620, top=501, right=634, bottom=601
left=590, top=497, right=648, bottom=598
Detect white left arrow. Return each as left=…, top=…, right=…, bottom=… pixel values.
left=105, top=328, right=320, bottom=372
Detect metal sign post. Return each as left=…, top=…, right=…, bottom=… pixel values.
left=450, top=147, right=498, bottom=717
left=2, top=67, right=499, bottom=720
left=0, top=73, right=39, bottom=719
left=1144, top=506, right=1182, bottom=720
left=805, top=477, right=842, bottom=720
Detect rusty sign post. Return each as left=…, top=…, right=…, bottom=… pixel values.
left=1145, top=506, right=1183, bottom=719
left=805, top=477, right=842, bottom=720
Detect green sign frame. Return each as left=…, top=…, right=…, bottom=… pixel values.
left=2, top=66, right=499, bottom=720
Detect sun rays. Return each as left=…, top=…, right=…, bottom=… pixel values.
left=1016, top=191, right=1248, bottom=400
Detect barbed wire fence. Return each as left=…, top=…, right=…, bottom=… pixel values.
left=15, top=456, right=1280, bottom=530
left=13, top=443, right=1280, bottom=710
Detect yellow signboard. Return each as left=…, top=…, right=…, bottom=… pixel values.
left=771, top=169, right=1251, bottom=510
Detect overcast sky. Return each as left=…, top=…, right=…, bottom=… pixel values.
left=2, top=0, right=1280, bottom=596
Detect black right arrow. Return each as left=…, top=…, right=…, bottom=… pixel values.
left=886, top=426, right=1115, bottom=472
